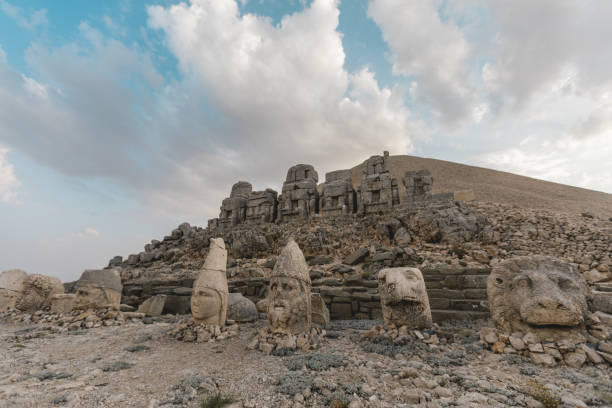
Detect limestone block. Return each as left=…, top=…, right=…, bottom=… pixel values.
left=592, top=291, right=612, bottom=314
left=50, top=294, right=75, bottom=314
left=138, top=295, right=167, bottom=316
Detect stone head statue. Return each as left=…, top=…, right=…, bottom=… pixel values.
left=267, top=238, right=312, bottom=334
left=0, top=269, right=28, bottom=311
left=73, top=269, right=123, bottom=310
left=191, top=238, right=229, bottom=326
left=16, top=274, right=64, bottom=312
left=487, top=256, right=588, bottom=335
left=378, top=267, right=432, bottom=328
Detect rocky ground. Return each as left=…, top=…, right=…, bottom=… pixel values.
left=2, top=315, right=611, bottom=408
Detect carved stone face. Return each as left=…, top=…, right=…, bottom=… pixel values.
left=268, top=277, right=311, bottom=334
left=379, top=268, right=432, bottom=328
left=191, top=287, right=223, bottom=324
left=488, top=256, right=588, bottom=335
left=72, top=269, right=122, bottom=310
left=73, top=286, right=121, bottom=310
left=16, top=274, right=64, bottom=312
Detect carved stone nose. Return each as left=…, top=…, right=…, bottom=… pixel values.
left=537, top=297, right=567, bottom=310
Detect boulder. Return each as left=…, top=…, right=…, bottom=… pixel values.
left=227, top=292, right=258, bottom=322
left=592, top=291, right=612, bottom=314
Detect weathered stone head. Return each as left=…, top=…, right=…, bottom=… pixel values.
left=191, top=238, right=229, bottom=326
left=73, top=269, right=123, bottom=310
left=267, top=239, right=312, bottom=334
left=487, top=256, right=588, bottom=335
left=16, top=274, right=64, bottom=312
left=0, top=269, right=28, bottom=311
left=378, top=267, right=432, bottom=328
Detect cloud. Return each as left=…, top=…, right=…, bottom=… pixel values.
left=0, top=145, right=20, bottom=203
left=368, top=0, right=474, bottom=126
left=0, top=0, right=47, bottom=30
left=73, top=227, right=100, bottom=238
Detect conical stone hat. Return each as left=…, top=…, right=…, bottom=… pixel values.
left=194, top=238, right=229, bottom=294
left=271, top=238, right=311, bottom=285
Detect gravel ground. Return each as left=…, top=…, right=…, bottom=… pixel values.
left=1, top=318, right=611, bottom=408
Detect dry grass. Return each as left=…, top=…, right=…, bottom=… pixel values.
left=346, top=154, right=612, bottom=219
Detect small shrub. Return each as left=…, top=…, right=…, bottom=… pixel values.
left=276, top=372, right=313, bottom=396
left=51, top=395, right=68, bottom=405
left=271, top=347, right=296, bottom=357
left=287, top=354, right=346, bottom=371
left=10, top=343, right=25, bottom=348
left=101, top=361, right=133, bottom=372
left=520, top=366, right=539, bottom=376
left=524, top=381, right=560, bottom=408
left=31, top=371, right=72, bottom=381
left=359, top=335, right=428, bottom=357
left=327, top=391, right=350, bottom=408
left=200, top=392, right=234, bottom=408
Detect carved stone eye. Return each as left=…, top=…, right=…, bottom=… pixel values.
left=494, top=277, right=504, bottom=286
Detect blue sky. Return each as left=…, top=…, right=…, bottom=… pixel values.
left=1, top=0, right=611, bottom=282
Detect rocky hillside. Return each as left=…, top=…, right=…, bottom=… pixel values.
left=350, top=155, right=612, bottom=219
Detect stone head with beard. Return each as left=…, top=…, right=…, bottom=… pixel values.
left=73, top=269, right=122, bottom=310
left=267, top=239, right=311, bottom=334
left=16, top=274, right=64, bottom=312
left=191, top=238, right=229, bottom=326
left=379, top=267, right=432, bottom=328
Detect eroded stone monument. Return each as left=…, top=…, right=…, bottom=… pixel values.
left=16, top=274, right=64, bottom=312
left=319, top=169, right=356, bottom=216
left=378, top=267, right=432, bottom=328
left=267, top=238, right=312, bottom=334
left=403, top=169, right=433, bottom=202
left=278, top=164, right=319, bottom=221
left=0, top=269, right=28, bottom=311
left=191, top=238, right=229, bottom=326
left=487, top=256, right=588, bottom=337
left=246, top=189, right=278, bottom=224
left=219, top=181, right=252, bottom=228
left=358, top=151, right=399, bottom=214
left=73, top=269, right=123, bottom=310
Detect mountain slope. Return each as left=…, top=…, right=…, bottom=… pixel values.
left=349, top=155, right=612, bottom=219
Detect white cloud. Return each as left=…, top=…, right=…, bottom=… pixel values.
left=368, top=0, right=474, bottom=126
left=0, top=0, right=47, bottom=30
left=0, top=146, right=20, bottom=203
left=74, top=227, right=100, bottom=238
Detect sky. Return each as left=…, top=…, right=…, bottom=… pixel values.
left=0, top=0, right=611, bottom=282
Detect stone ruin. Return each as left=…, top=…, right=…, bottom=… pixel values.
left=218, top=181, right=252, bottom=228
left=487, top=256, right=589, bottom=340
left=277, top=164, right=319, bottom=222
left=0, top=269, right=27, bottom=312
left=206, top=152, right=458, bottom=229
left=358, top=151, right=399, bottom=214
left=319, top=169, right=357, bottom=216
left=378, top=267, right=432, bottom=328
left=191, top=238, right=229, bottom=326
left=245, top=189, right=278, bottom=224
left=73, top=269, right=123, bottom=311
left=267, top=238, right=312, bottom=334
left=16, top=274, right=64, bottom=312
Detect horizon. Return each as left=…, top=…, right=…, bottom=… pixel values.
left=1, top=0, right=611, bottom=283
